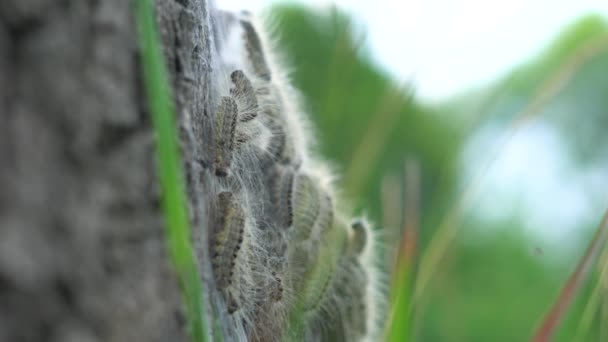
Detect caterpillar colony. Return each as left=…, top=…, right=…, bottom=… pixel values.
left=190, top=8, right=385, bottom=341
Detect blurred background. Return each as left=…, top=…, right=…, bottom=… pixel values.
left=222, top=1, right=608, bottom=341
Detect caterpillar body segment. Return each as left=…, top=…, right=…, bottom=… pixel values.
left=239, top=18, right=272, bottom=81
left=270, top=168, right=334, bottom=239
left=349, top=220, right=368, bottom=256
left=265, top=118, right=297, bottom=166
left=333, top=257, right=370, bottom=340
left=271, top=167, right=295, bottom=228
left=291, top=174, right=322, bottom=241
left=210, top=191, right=246, bottom=313
left=213, top=97, right=238, bottom=177
left=230, top=70, right=259, bottom=122
left=300, top=219, right=348, bottom=313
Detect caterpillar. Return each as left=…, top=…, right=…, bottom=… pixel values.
left=210, top=191, right=246, bottom=314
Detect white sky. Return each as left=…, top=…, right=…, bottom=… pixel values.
left=219, top=0, right=608, bottom=101
left=462, top=121, right=608, bottom=259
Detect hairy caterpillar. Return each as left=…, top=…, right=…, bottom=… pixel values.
left=210, top=191, right=246, bottom=313
left=202, top=8, right=385, bottom=341
left=213, top=97, right=238, bottom=177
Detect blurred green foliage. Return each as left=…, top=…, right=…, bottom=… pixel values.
left=270, top=4, right=608, bottom=341
left=453, top=15, right=608, bottom=165
left=271, top=6, right=465, bottom=245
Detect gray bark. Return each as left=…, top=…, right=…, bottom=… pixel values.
left=0, top=0, right=216, bottom=341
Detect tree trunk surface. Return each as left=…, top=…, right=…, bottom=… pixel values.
left=0, top=0, right=215, bottom=341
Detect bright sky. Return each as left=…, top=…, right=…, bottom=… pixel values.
left=219, top=0, right=608, bottom=101
left=462, top=121, right=608, bottom=259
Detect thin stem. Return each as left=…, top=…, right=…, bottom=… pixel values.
left=133, top=0, right=208, bottom=341
left=532, top=209, right=608, bottom=342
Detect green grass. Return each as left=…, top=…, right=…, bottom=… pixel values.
left=532, top=210, right=608, bottom=341
left=133, top=0, right=208, bottom=341
left=387, top=262, right=411, bottom=341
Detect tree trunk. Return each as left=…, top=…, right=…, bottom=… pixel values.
left=0, top=1, right=215, bottom=341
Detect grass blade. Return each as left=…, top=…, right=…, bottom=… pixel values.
left=574, top=248, right=608, bottom=341
left=386, top=160, right=420, bottom=341
left=532, top=209, right=608, bottom=342
left=411, top=33, right=608, bottom=311
left=133, top=0, right=208, bottom=341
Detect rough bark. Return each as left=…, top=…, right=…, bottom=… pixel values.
left=0, top=0, right=215, bottom=341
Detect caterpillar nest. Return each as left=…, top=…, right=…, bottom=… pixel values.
left=189, top=9, right=385, bottom=342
